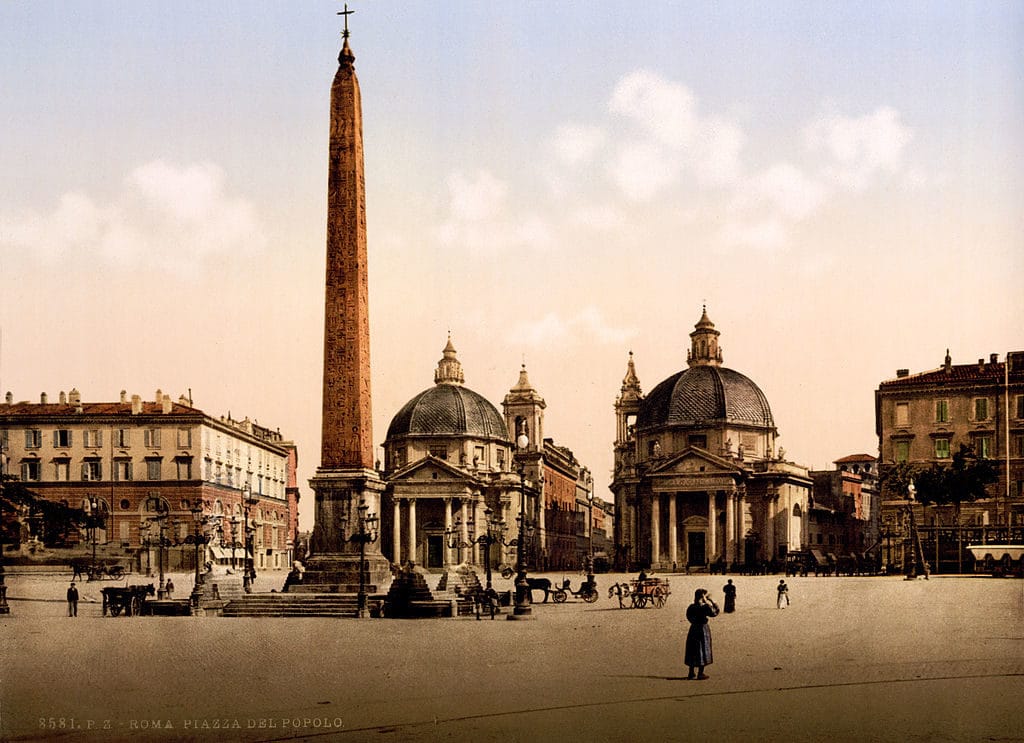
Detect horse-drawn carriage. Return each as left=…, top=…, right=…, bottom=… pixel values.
left=608, top=577, right=671, bottom=609
left=101, top=584, right=155, bottom=616
left=550, top=577, right=599, bottom=604
left=70, top=558, right=126, bottom=582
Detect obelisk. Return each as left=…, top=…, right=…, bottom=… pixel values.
left=300, top=10, right=390, bottom=594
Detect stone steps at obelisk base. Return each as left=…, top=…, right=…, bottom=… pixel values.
left=221, top=593, right=364, bottom=618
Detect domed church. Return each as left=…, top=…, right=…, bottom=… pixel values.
left=611, top=308, right=812, bottom=571
left=380, top=337, right=589, bottom=573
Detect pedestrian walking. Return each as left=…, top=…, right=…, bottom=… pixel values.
left=722, top=579, right=737, bottom=613
left=684, top=588, right=719, bottom=680
left=165, top=579, right=174, bottom=597
left=66, top=582, right=79, bottom=617
left=776, top=579, right=790, bottom=608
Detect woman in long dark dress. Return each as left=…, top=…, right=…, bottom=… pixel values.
left=685, top=588, right=720, bottom=680
left=722, top=579, right=736, bottom=613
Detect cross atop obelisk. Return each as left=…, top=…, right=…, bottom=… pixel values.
left=338, top=3, right=353, bottom=40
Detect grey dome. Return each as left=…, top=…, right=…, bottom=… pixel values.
left=638, top=366, right=774, bottom=429
left=387, top=385, right=509, bottom=441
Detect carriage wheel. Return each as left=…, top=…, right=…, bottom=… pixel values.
left=583, top=590, right=599, bottom=604
left=552, top=589, right=567, bottom=604
left=651, top=586, right=667, bottom=608
left=110, top=604, right=123, bottom=617
left=130, top=597, right=142, bottom=616
left=110, top=566, right=125, bottom=579
left=632, top=594, right=647, bottom=609
left=500, top=567, right=514, bottom=579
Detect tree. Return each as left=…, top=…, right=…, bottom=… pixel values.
left=946, top=444, right=998, bottom=520
left=1, top=475, right=86, bottom=547
left=879, top=461, right=915, bottom=499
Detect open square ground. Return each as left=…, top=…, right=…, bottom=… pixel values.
left=2, top=571, right=1022, bottom=742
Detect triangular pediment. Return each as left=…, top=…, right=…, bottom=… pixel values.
left=649, top=446, right=744, bottom=477
left=388, top=455, right=479, bottom=485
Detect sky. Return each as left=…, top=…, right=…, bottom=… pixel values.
left=1, top=1, right=1021, bottom=531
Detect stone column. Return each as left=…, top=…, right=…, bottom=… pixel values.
left=668, top=494, right=678, bottom=568
left=651, top=495, right=660, bottom=568
left=726, top=490, right=736, bottom=565
left=444, top=498, right=453, bottom=567
left=393, top=498, right=401, bottom=565
left=471, top=499, right=480, bottom=566
left=708, top=492, right=718, bottom=564
left=407, top=498, right=417, bottom=566
left=460, top=500, right=469, bottom=564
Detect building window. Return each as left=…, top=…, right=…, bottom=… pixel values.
left=144, top=428, right=161, bottom=448
left=688, top=434, right=708, bottom=449
left=975, top=436, right=992, bottom=459
left=113, top=428, right=130, bottom=447
left=1014, top=435, right=1024, bottom=458
left=83, top=429, right=103, bottom=448
left=176, top=458, right=193, bottom=480
left=25, top=429, right=42, bottom=448
left=895, top=441, right=910, bottom=463
left=54, top=429, right=72, bottom=447
left=54, top=460, right=70, bottom=481
left=1016, top=395, right=1024, bottom=420
left=935, top=400, right=949, bottom=423
left=81, top=460, right=102, bottom=481
left=934, top=438, right=951, bottom=459
left=177, top=427, right=192, bottom=448
left=497, top=448, right=505, bottom=469
left=974, top=398, right=990, bottom=421
left=895, top=403, right=909, bottom=427
left=429, top=446, right=447, bottom=460
left=146, top=458, right=162, bottom=480
left=474, top=446, right=485, bottom=466
left=21, top=460, right=41, bottom=481
left=114, top=460, right=133, bottom=481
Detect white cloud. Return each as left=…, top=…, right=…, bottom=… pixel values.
left=804, top=107, right=914, bottom=190
left=604, top=69, right=746, bottom=199
left=736, top=162, right=828, bottom=221
left=0, top=160, right=264, bottom=274
left=550, top=124, right=606, bottom=166
left=719, top=218, right=789, bottom=252
left=510, top=306, right=633, bottom=347
left=438, top=169, right=551, bottom=253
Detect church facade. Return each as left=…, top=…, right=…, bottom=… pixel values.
left=380, top=338, right=591, bottom=573
left=611, top=309, right=813, bottom=571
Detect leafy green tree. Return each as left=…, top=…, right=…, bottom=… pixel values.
left=906, top=444, right=998, bottom=524
left=1, top=475, right=86, bottom=547
left=879, top=461, right=915, bottom=498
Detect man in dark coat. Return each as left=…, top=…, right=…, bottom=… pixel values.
left=722, top=579, right=737, bottom=613
left=684, top=588, right=719, bottom=679
left=67, top=583, right=79, bottom=617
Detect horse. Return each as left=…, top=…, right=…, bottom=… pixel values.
left=70, top=558, right=90, bottom=582
left=608, top=582, right=631, bottom=608
left=525, top=577, right=553, bottom=603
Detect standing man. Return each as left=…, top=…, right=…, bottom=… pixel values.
left=722, top=579, right=737, bottom=613
left=67, top=582, right=79, bottom=617
left=776, top=579, right=790, bottom=608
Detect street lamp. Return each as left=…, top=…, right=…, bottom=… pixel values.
left=445, top=506, right=510, bottom=591
left=85, top=496, right=105, bottom=578
left=509, top=428, right=534, bottom=621
left=340, top=500, right=379, bottom=618
left=147, top=497, right=171, bottom=598
left=138, top=520, right=153, bottom=577
left=228, top=515, right=241, bottom=571
left=187, top=501, right=213, bottom=609
left=242, top=484, right=257, bottom=593
left=583, top=475, right=598, bottom=586
left=0, top=438, right=10, bottom=615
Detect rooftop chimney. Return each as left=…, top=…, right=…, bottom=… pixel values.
left=120, top=390, right=128, bottom=404
left=68, top=388, right=81, bottom=405
left=131, top=394, right=142, bottom=415
left=944, top=349, right=952, bottom=374
left=4, top=392, right=11, bottom=405
left=40, top=392, right=48, bottom=404
left=978, top=358, right=985, bottom=372
left=990, top=353, right=998, bottom=364
left=161, top=394, right=172, bottom=414
left=155, top=388, right=162, bottom=404
left=59, top=391, right=67, bottom=404
left=896, top=369, right=909, bottom=378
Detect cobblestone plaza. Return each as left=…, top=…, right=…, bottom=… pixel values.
left=2, top=571, right=1022, bottom=742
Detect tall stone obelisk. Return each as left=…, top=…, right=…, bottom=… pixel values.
left=300, top=15, right=390, bottom=594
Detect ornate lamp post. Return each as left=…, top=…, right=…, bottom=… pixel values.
left=586, top=473, right=595, bottom=576
left=187, top=502, right=214, bottom=609
left=242, top=484, right=258, bottom=593
left=138, top=520, right=153, bottom=577
left=341, top=500, right=379, bottom=618
left=229, top=515, right=241, bottom=571
left=84, top=497, right=107, bottom=579
left=445, top=506, right=509, bottom=591
left=0, top=439, right=10, bottom=615
left=148, top=498, right=170, bottom=598
left=509, top=428, right=534, bottom=620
